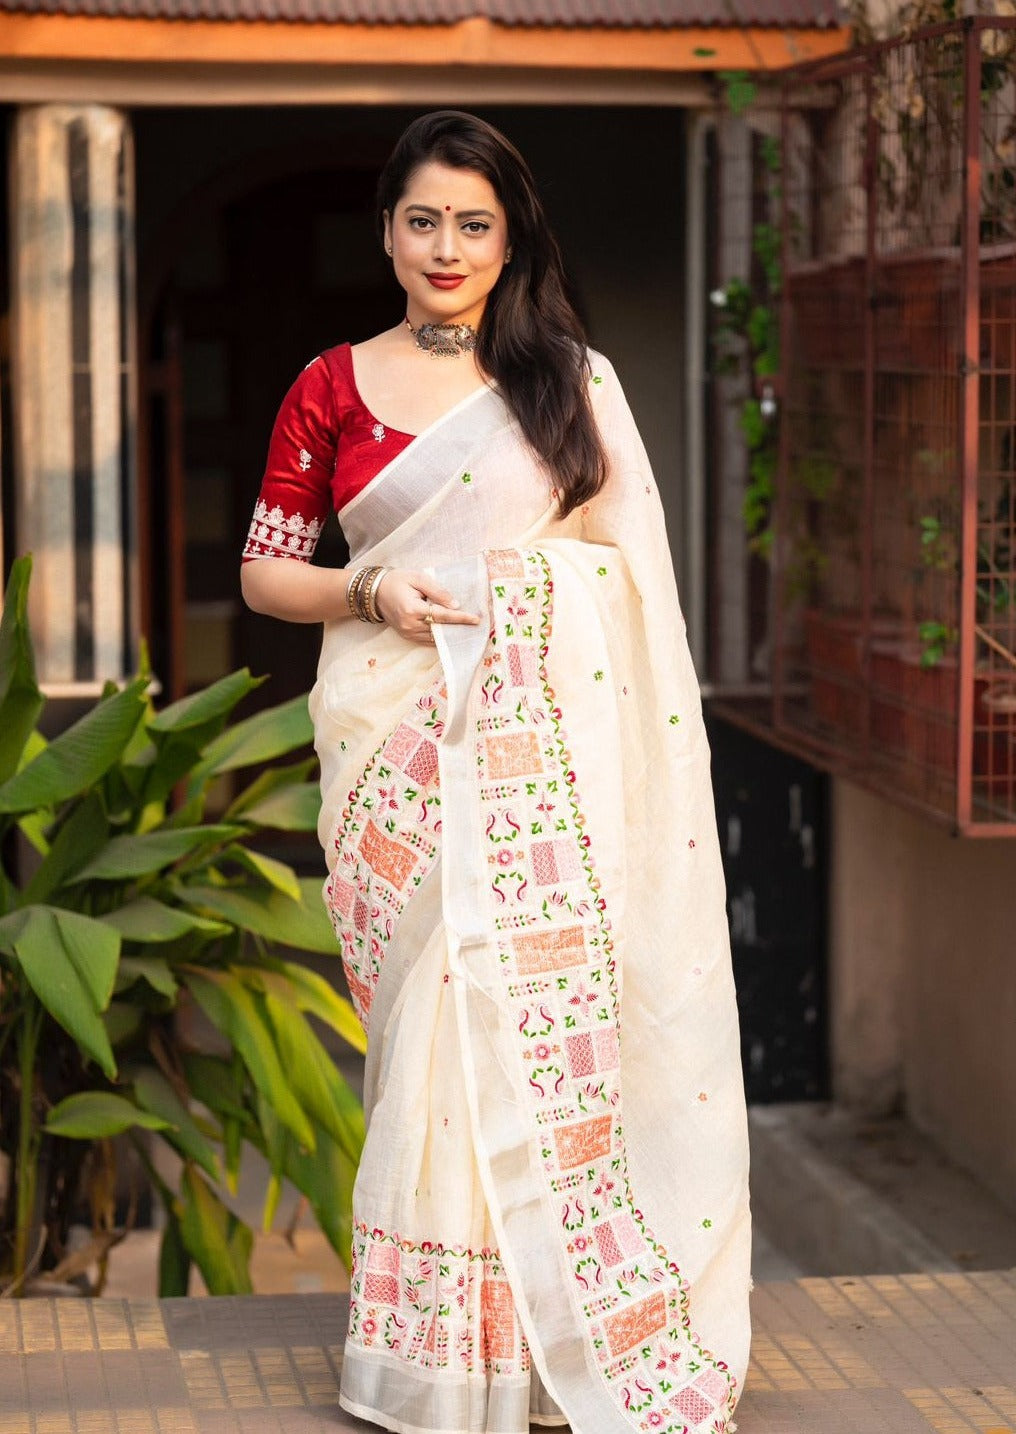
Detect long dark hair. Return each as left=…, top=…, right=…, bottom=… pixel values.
left=377, top=111, right=607, bottom=517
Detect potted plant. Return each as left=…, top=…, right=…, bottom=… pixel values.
left=0, top=554, right=365, bottom=1298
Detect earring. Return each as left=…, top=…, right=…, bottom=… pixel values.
left=505, top=248, right=513, bottom=264
left=385, top=246, right=393, bottom=257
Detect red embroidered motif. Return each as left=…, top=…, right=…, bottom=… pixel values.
left=604, top=1291, right=667, bottom=1356
left=565, top=1028, right=620, bottom=1079
left=347, top=1223, right=530, bottom=1377
left=363, top=1243, right=401, bottom=1305
left=673, top=1386, right=713, bottom=1424
left=552, top=1114, right=613, bottom=1170
left=484, top=730, right=543, bottom=779
left=405, top=739, right=439, bottom=786
left=593, top=1214, right=642, bottom=1268
left=513, top=925, right=587, bottom=976
left=360, top=820, right=417, bottom=890
left=506, top=642, right=539, bottom=688
left=531, top=838, right=583, bottom=885
left=326, top=678, right=445, bottom=1031
left=486, top=549, right=527, bottom=578
left=480, top=1279, right=516, bottom=1361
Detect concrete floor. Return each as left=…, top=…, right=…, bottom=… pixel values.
left=2, top=1271, right=1015, bottom=1433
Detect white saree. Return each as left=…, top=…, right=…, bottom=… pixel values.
left=308, top=355, right=751, bottom=1434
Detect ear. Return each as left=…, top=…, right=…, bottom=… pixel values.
left=382, top=210, right=393, bottom=255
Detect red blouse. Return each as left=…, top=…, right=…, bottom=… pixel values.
left=242, top=343, right=414, bottom=562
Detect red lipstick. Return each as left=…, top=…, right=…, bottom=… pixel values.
left=425, top=273, right=466, bottom=289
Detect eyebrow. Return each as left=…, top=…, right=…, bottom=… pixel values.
left=404, top=204, right=497, bottom=220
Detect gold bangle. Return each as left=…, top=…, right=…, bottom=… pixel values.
left=360, top=566, right=388, bottom=624
left=355, top=566, right=379, bottom=623
left=366, top=567, right=390, bottom=624
left=346, top=566, right=369, bottom=619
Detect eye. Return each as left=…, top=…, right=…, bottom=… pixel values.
left=407, top=216, right=434, bottom=231
left=463, top=222, right=490, bottom=234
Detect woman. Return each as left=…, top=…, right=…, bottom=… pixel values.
left=242, top=110, right=750, bottom=1434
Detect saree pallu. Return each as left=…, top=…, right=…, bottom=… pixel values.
left=309, top=356, right=751, bottom=1434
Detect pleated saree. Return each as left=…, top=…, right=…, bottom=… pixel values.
left=308, top=354, right=751, bottom=1434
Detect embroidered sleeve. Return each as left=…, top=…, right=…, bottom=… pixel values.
left=242, top=356, right=337, bottom=562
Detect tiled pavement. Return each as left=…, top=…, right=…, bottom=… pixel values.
left=1, top=1270, right=1015, bottom=1434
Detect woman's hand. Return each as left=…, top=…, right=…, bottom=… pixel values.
left=374, top=569, right=481, bottom=645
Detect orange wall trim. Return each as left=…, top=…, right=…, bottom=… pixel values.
left=0, top=13, right=849, bottom=71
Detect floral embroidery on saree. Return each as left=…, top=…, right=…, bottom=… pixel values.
left=477, top=548, right=738, bottom=1434
left=347, top=1222, right=531, bottom=1377
left=325, top=682, right=446, bottom=1031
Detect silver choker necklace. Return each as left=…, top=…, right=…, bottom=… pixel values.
left=405, top=317, right=478, bottom=357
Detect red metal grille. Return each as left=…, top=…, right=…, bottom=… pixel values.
left=710, top=17, right=1016, bottom=835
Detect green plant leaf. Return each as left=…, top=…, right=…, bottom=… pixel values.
left=182, top=968, right=315, bottom=1149
left=181, top=1052, right=247, bottom=1122
left=22, top=791, right=110, bottom=905
left=104, top=1000, right=145, bottom=1049
left=0, top=554, right=44, bottom=788
left=197, top=695, right=313, bottom=778
left=233, top=783, right=321, bottom=833
left=104, top=897, right=230, bottom=944
left=284, top=1123, right=357, bottom=1269
left=131, top=1067, right=220, bottom=1181
left=72, top=825, right=243, bottom=881
left=148, top=670, right=260, bottom=737
left=0, top=678, right=148, bottom=816
left=158, top=1212, right=192, bottom=1298
left=180, top=878, right=338, bottom=955
left=0, top=906, right=119, bottom=1076
left=223, top=845, right=301, bottom=902
left=177, top=1164, right=254, bottom=1296
left=45, top=1091, right=171, bottom=1139
left=224, top=758, right=317, bottom=820
left=261, top=991, right=364, bottom=1165
left=116, top=955, right=178, bottom=1000
left=275, top=960, right=366, bottom=1055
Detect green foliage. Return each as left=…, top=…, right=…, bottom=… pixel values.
left=718, top=69, right=757, bottom=116
left=0, top=555, right=364, bottom=1298
left=915, top=479, right=1016, bottom=667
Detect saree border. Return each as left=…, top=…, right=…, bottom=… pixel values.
left=444, top=548, right=739, bottom=1434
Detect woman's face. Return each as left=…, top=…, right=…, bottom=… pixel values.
left=384, top=160, right=509, bottom=330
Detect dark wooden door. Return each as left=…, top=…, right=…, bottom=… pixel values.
left=144, top=162, right=399, bottom=711
left=707, top=714, right=829, bottom=1102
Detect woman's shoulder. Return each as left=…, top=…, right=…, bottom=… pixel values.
left=582, top=347, right=623, bottom=401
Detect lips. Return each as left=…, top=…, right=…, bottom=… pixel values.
left=425, top=273, right=467, bottom=289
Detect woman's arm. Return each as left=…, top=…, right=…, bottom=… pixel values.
left=240, top=558, right=480, bottom=642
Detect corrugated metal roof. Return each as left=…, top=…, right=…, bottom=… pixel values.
left=0, top=0, right=844, bottom=25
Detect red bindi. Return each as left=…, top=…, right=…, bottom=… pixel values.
left=445, top=206, right=451, bottom=212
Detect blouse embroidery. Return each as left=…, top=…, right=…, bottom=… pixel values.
left=243, top=500, right=322, bottom=560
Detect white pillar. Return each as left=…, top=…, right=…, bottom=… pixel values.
left=10, top=104, right=138, bottom=692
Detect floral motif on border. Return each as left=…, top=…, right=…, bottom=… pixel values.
left=346, top=1221, right=531, bottom=1377
left=478, top=548, right=738, bottom=1434
left=325, top=679, right=446, bottom=1031
left=243, top=498, right=323, bottom=560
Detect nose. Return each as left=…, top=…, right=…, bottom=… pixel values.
left=432, top=219, right=460, bottom=265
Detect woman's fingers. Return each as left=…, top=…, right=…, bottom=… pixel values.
left=427, top=604, right=481, bottom=627
left=371, top=570, right=481, bottom=639
left=413, top=576, right=481, bottom=626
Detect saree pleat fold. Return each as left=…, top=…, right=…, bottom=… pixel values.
left=309, top=357, right=751, bottom=1434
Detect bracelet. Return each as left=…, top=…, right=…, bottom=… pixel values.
left=360, top=566, right=390, bottom=625
left=346, top=566, right=370, bottom=619
left=347, top=565, right=390, bottom=624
